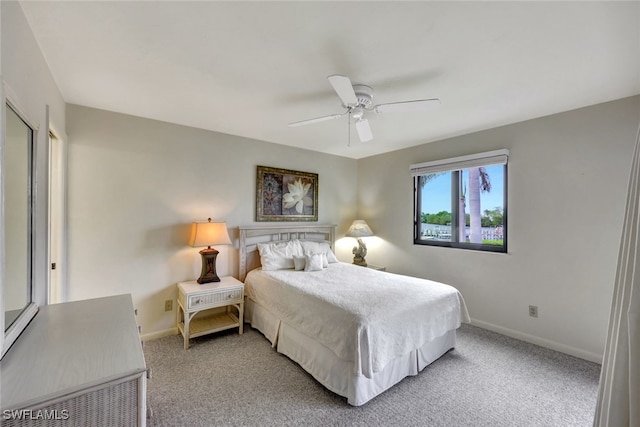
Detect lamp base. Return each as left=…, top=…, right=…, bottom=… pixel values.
left=197, top=247, right=221, bottom=284
left=352, top=256, right=368, bottom=267
left=352, top=238, right=368, bottom=267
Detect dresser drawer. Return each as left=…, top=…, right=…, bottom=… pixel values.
left=188, top=287, right=243, bottom=309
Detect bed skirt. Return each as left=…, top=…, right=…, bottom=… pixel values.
left=245, top=297, right=456, bottom=406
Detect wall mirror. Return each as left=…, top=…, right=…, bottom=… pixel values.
left=2, top=101, right=38, bottom=358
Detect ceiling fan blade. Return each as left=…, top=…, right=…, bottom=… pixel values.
left=328, top=75, right=358, bottom=107
left=355, top=118, right=373, bottom=142
left=288, top=113, right=345, bottom=127
left=373, top=98, right=441, bottom=114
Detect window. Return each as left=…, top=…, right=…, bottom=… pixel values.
left=412, top=150, right=508, bottom=253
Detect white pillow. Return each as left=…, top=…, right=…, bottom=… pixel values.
left=292, top=255, right=306, bottom=271
left=300, top=240, right=338, bottom=263
left=304, top=253, right=325, bottom=272
left=320, top=253, right=329, bottom=268
left=258, top=240, right=304, bottom=271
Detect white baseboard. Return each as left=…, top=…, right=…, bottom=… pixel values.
left=141, top=327, right=178, bottom=342
left=469, top=318, right=603, bottom=364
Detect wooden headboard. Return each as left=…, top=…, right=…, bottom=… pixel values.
left=238, top=224, right=336, bottom=281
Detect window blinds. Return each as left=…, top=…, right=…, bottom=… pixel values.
left=410, top=149, right=509, bottom=177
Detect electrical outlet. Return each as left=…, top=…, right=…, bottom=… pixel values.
left=164, top=299, right=173, bottom=312
left=529, top=305, right=538, bottom=318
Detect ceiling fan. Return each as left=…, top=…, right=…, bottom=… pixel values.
left=288, top=74, right=440, bottom=143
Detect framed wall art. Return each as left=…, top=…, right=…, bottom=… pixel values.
left=256, top=165, right=318, bottom=222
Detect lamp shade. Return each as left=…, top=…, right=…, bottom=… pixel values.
left=345, top=220, right=374, bottom=238
left=189, top=219, right=232, bottom=248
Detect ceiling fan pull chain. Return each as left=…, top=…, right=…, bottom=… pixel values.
left=348, top=111, right=351, bottom=147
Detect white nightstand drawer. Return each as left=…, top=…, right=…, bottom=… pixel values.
left=188, top=287, right=243, bottom=309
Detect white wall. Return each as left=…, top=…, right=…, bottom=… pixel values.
left=2, top=1, right=66, bottom=305
left=65, top=105, right=358, bottom=339
left=357, top=96, right=640, bottom=362
left=1, top=1, right=66, bottom=356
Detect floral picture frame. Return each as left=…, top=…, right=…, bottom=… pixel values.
left=256, top=165, right=318, bottom=222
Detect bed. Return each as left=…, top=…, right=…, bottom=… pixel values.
left=238, top=224, right=470, bottom=406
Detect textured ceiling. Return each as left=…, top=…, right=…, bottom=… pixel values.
left=20, top=1, right=640, bottom=159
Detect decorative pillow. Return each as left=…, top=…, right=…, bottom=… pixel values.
left=300, top=240, right=339, bottom=264
left=304, top=253, right=325, bottom=272
left=320, top=253, right=329, bottom=268
left=292, top=255, right=306, bottom=271
left=257, top=240, right=304, bottom=271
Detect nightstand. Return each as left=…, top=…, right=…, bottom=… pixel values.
left=177, top=276, right=244, bottom=349
left=367, top=264, right=386, bottom=272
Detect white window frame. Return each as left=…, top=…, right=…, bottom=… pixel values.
left=411, top=149, right=508, bottom=253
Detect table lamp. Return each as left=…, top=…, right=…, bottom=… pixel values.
left=189, top=218, right=232, bottom=284
left=345, top=220, right=374, bottom=267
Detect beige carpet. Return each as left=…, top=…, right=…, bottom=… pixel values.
left=143, top=324, right=600, bottom=427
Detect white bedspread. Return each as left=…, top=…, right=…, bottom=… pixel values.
left=244, top=263, right=470, bottom=378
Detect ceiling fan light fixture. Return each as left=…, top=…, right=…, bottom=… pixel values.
left=351, top=106, right=364, bottom=120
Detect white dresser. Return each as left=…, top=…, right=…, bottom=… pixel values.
left=0, top=295, right=147, bottom=426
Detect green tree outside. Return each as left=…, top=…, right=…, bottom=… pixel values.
left=422, top=207, right=503, bottom=227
